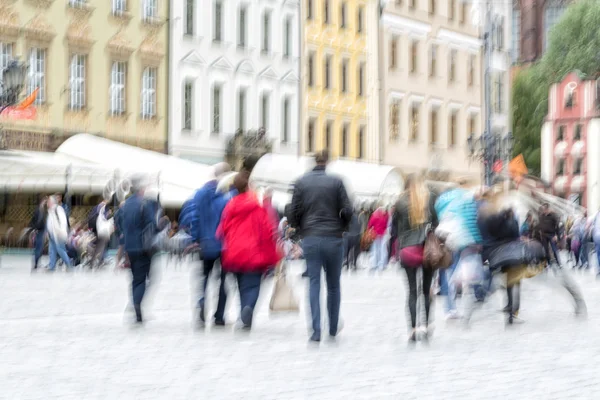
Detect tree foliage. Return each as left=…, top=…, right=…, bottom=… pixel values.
left=512, top=0, right=600, bottom=177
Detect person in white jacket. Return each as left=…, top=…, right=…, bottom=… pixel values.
left=46, top=195, right=72, bottom=271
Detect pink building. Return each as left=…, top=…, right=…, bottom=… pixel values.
left=541, top=71, right=600, bottom=211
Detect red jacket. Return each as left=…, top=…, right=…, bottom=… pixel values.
left=217, top=192, right=281, bottom=273
left=368, top=209, right=389, bottom=237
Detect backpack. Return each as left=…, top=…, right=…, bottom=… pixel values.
left=87, top=206, right=100, bottom=231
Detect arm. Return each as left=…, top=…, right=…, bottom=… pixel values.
left=289, top=181, right=302, bottom=229
left=338, top=180, right=353, bottom=225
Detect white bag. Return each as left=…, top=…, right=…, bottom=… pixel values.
left=96, top=206, right=114, bottom=240
left=269, top=261, right=299, bottom=313
left=450, top=252, right=484, bottom=286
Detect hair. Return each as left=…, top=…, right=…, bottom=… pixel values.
left=242, top=154, right=260, bottom=173
left=405, top=174, right=429, bottom=227
left=315, top=149, right=329, bottom=165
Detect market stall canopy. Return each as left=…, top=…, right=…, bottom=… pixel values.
left=326, top=160, right=404, bottom=202
left=250, top=154, right=316, bottom=192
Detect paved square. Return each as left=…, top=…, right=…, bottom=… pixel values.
left=0, top=254, right=599, bottom=399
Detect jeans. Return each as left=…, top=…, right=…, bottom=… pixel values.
left=235, top=272, right=262, bottom=311
left=580, top=242, right=590, bottom=267
left=344, top=235, right=360, bottom=269
left=199, top=257, right=228, bottom=322
left=371, top=237, right=387, bottom=270
left=48, top=237, right=71, bottom=270
left=441, top=253, right=460, bottom=313
left=33, top=230, right=45, bottom=269
left=129, top=252, right=152, bottom=306
left=303, top=236, right=343, bottom=338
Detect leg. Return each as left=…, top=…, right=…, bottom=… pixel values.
left=130, top=253, right=151, bottom=322
left=33, top=231, right=44, bottom=269
left=199, top=258, right=216, bottom=307
left=303, top=237, right=322, bottom=340
left=48, top=238, right=58, bottom=270
left=323, top=237, right=343, bottom=337
left=214, top=267, right=228, bottom=323
left=236, top=272, right=262, bottom=328
left=56, top=242, right=72, bottom=268
left=404, top=267, right=418, bottom=330
left=421, top=267, right=434, bottom=327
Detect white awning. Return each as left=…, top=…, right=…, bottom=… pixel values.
left=250, top=154, right=316, bottom=192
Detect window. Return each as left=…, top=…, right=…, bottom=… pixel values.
left=429, top=45, right=437, bottom=77
left=307, top=119, right=315, bottom=152
left=430, top=0, right=436, bottom=15
left=512, top=8, right=521, bottom=63
left=261, top=92, right=270, bottom=132
left=358, top=126, right=364, bottom=159
left=557, top=125, right=565, bottom=141
left=565, top=83, right=576, bottom=108
left=390, top=36, right=398, bottom=70
left=544, top=3, right=567, bottom=50
left=325, top=121, right=332, bottom=149
left=340, top=2, right=347, bottom=28
left=0, top=42, right=13, bottom=96
left=430, top=109, right=438, bottom=146
left=556, top=159, right=565, bottom=175
left=324, top=0, right=330, bottom=25
left=183, top=81, right=193, bottom=130
left=110, top=61, right=126, bottom=115
left=468, top=115, right=476, bottom=137
left=238, top=88, right=246, bottom=131
left=307, top=0, right=313, bottom=20
left=410, top=0, right=416, bottom=10
left=358, top=63, right=365, bottom=97
left=449, top=49, right=457, bottom=82
left=142, top=0, right=157, bottom=21
left=262, top=12, right=271, bottom=53
left=449, top=0, right=455, bottom=21
left=574, top=124, right=582, bottom=140
left=212, top=84, right=222, bottom=133
left=69, top=0, right=86, bottom=7
left=494, top=17, right=505, bottom=50
left=410, top=40, right=418, bottom=73
left=214, top=1, right=223, bottom=42
left=141, top=67, right=157, bottom=119
left=112, top=0, right=127, bottom=15
left=324, top=55, right=332, bottom=89
left=357, top=6, right=364, bottom=33
left=184, top=0, right=194, bottom=35
left=284, top=18, right=292, bottom=58
left=238, top=7, right=247, bottom=47
left=282, top=97, right=290, bottom=143
left=449, top=112, right=457, bottom=147
left=341, top=58, right=348, bottom=93
left=574, top=159, right=583, bottom=175
left=69, top=54, right=86, bottom=110
left=308, top=52, right=315, bottom=87
left=28, top=48, right=45, bottom=105
left=341, top=124, right=348, bottom=157
left=410, top=104, right=420, bottom=142
left=390, top=100, right=400, bottom=141
left=492, top=73, right=504, bottom=113
left=460, top=2, right=467, bottom=24
left=468, top=54, right=475, bottom=86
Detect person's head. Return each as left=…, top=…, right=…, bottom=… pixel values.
left=40, top=196, right=48, bottom=207
left=47, top=195, right=58, bottom=209
left=213, top=162, right=231, bottom=180
left=315, top=150, right=329, bottom=166
left=130, top=174, right=148, bottom=196
left=54, top=193, right=62, bottom=204
left=234, top=154, right=260, bottom=193
left=404, top=174, right=429, bottom=227
left=541, top=203, right=550, bottom=215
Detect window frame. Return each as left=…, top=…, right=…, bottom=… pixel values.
left=141, top=66, right=157, bottom=119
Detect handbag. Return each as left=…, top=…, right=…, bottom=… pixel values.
left=360, top=228, right=376, bottom=251
left=269, top=261, right=299, bottom=313
left=399, top=245, right=424, bottom=268
left=488, top=239, right=545, bottom=271
left=424, top=231, right=452, bottom=269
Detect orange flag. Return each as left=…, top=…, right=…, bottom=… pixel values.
left=509, top=154, right=528, bottom=180
left=15, top=88, right=38, bottom=109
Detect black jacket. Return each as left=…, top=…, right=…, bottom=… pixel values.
left=289, top=166, right=353, bottom=238
left=30, top=207, right=47, bottom=231
left=479, top=209, right=520, bottom=261
left=393, top=189, right=438, bottom=249
left=538, top=212, right=559, bottom=237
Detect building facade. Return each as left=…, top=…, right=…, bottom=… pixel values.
left=379, top=0, right=483, bottom=179
left=301, top=0, right=376, bottom=161
left=169, top=0, right=301, bottom=165
left=541, top=72, right=600, bottom=211
left=0, top=0, right=168, bottom=152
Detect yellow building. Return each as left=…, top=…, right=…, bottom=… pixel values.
left=0, top=0, right=167, bottom=153
left=302, top=0, right=374, bottom=161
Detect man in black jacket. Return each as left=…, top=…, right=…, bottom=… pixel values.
left=30, top=196, right=48, bottom=270
left=538, top=203, right=561, bottom=266
left=289, top=150, right=353, bottom=343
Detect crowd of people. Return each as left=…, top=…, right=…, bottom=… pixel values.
left=25, top=149, right=592, bottom=343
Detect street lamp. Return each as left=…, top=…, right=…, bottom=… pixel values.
left=0, top=59, right=28, bottom=114
left=467, top=131, right=513, bottom=186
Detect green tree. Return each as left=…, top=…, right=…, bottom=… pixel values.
left=512, top=0, right=600, bottom=177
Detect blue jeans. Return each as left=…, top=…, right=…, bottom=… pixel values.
left=442, top=253, right=460, bottom=313
left=198, top=258, right=227, bottom=322
left=130, top=252, right=152, bottom=306
left=303, top=236, right=343, bottom=338
left=48, top=237, right=72, bottom=270
left=235, top=272, right=262, bottom=311
left=371, top=236, right=387, bottom=270
left=33, top=230, right=45, bottom=269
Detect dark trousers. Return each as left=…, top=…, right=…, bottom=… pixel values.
left=235, top=272, right=262, bottom=311
left=199, top=257, right=228, bottom=322
left=129, top=252, right=152, bottom=307
left=404, top=267, right=434, bottom=329
left=541, top=235, right=560, bottom=266
left=507, top=283, right=521, bottom=314
left=303, top=236, right=343, bottom=337
left=33, top=230, right=45, bottom=269
left=344, top=235, right=360, bottom=269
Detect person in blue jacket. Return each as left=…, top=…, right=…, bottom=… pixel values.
left=194, top=162, right=232, bottom=327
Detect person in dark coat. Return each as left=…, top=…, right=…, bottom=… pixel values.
left=343, top=213, right=361, bottom=270
left=30, top=196, right=48, bottom=270
left=121, top=176, right=158, bottom=324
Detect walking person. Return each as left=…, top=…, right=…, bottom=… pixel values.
left=46, top=195, right=72, bottom=271
left=344, top=213, right=361, bottom=270
left=193, top=162, right=232, bottom=327
left=538, top=203, right=561, bottom=267
left=289, top=150, right=353, bottom=343
left=393, top=175, right=438, bottom=342
left=30, top=196, right=48, bottom=270
left=217, top=156, right=280, bottom=330
left=368, top=205, right=389, bottom=271
left=121, top=176, right=158, bottom=324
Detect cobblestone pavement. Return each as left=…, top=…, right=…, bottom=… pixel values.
left=1, top=253, right=599, bottom=400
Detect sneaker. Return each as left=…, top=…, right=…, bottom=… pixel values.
left=240, top=306, right=253, bottom=328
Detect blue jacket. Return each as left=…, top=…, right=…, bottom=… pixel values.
left=436, top=188, right=483, bottom=247
left=178, top=199, right=196, bottom=232
left=121, top=194, right=157, bottom=254
left=193, top=180, right=230, bottom=259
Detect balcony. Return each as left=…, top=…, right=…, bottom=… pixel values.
left=571, top=140, right=585, bottom=158
left=571, top=176, right=585, bottom=193
left=554, top=141, right=567, bottom=158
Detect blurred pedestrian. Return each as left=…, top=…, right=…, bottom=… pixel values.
left=46, top=195, right=72, bottom=271
left=368, top=204, right=389, bottom=271
left=217, top=156, right=280, bottom=330
left=30, top=196, right=48, bottom=270
left=289, top=150, right=353, bottom=343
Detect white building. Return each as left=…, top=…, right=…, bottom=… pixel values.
left=169, top=0, right=301, bottom=164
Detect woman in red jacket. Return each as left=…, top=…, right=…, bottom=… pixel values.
left=217, top=156, right=281, bottom=330
left=368, top=205, right=389, bottom=271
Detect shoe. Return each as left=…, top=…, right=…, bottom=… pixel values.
left=301, top=271, right=309, bottom=278
left=309, top=333, right=321, bottom=342
left=134, top=305, right=143, bottom=323
left=214, top=319, right=226, bottom=327
left=330, top=319, right=344, bottom=337
left=408, top=330, right=417, bottom=342
left=240, top=306, right=253, bottom=328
